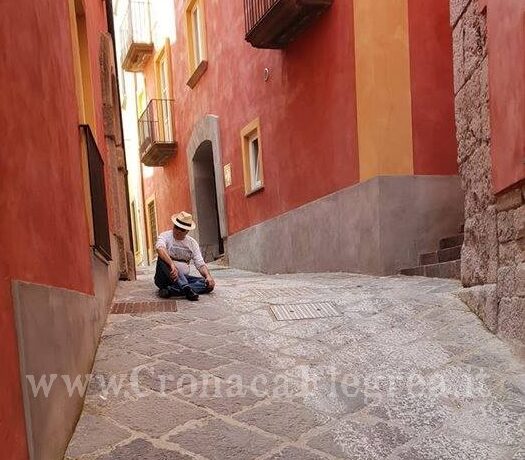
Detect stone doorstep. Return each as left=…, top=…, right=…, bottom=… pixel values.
left=438, top=245, right=462, bottom=263
left=420, top=251, right=439, bottom=266
left=421, top=246, right=462, bottom=266
left=439, top=233, right=464, bottom=250
left=111, top=300, right=177, bottom=314
left=400, top=260, right=461, bottom=280
left=421, top=260, right=461, bottom=279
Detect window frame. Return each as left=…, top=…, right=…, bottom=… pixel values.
left=154, top=40, right=174, bottom=142
left=145, top=196, right=159, bottom=263
left=240, top=118, right=265, bottom=196
left=185, top=0, right=208, bottom=88
left=130, top=200, right=141, bottom=259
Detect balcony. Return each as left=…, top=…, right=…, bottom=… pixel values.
left=244, top=0, right=333, bottom=49
left=138, top=99, right=177, bottom=167
left=80, top=125, right=112, bottom=261
left=120, top=0, right=153, bottom=72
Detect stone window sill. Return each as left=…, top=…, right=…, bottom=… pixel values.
left=186, top=60, right=208, bottom=89
left=245, top=184, right=264, bottom=197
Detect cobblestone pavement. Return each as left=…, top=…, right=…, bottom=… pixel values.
left=66, top=266, right=525, bottom=459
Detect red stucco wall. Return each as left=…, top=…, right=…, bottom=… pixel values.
left=408, top=0, right=458, bottom=176
left=486, top=0, right=525, bottom=193
left=145, top=0, right=359, bottom=235
left=0, top=1, right=110, bottom=457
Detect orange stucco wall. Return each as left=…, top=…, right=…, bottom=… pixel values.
left=143, top=0, right=359, bottom=235
left=408, top=0, right=458, bottom=176
left=353, top=0, right=414, bottom=181
left=353, top=0, right=457, bottom=180
left=485, top=0, right=525, bottom=193
left=0, top=1, right=110, bottom=457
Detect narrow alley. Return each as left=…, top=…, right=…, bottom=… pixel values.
left=65, top=267, right=524, bottom=459
left=2, top=0, right=525, bottom=458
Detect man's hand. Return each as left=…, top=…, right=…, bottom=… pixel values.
left=205, top=276, right=215, bottom=290
left=169, top=262, right=179, bottom=280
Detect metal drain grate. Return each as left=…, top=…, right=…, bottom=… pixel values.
left=247, top=287, right=319, bottom=300
left=270, top=302, right=341, bottom=321
left=111, top=301, right=177, bottom=314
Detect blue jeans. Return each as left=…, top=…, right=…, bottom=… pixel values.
left=154, top=258, right=210, bottom=295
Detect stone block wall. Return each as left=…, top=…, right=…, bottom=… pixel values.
left=452, top=0, right=525, bottom=343
left=100, top=32, right=135, bottom=281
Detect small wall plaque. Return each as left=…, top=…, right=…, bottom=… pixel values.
left=224, top=163, right=232, bottom=187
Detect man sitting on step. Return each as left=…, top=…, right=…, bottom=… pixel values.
left=154, top=211, right=215, bottom=301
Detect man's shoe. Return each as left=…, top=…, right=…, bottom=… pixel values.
left=183, top=286, right=199, bottom=301
left=158, top=288, right=171, bottom=299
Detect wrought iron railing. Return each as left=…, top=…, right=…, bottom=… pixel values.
left=244, top=0, right=279, bottom=35
left=119, top=0, right=152, bottom=62
left=80, top=125, right=112, bottom=261
left=138, top=99, right=175, bottom=153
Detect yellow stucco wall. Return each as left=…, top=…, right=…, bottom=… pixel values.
left=354, top=0, right=414, bottom=181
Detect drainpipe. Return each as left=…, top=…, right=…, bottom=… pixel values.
left=105, top=0, right=136, bottom=276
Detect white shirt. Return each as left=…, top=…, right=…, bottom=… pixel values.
left=155, top=231, right=206, bottom=275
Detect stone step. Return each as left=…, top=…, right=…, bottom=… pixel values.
left=400, top=266, right=425, bottom=276
left=420, top=245, right=462, bottom=266
left=424, top=260, right=461, bottom=279
left=439, top=233, right=464, bottom=250
left=400, top=260, right=461, bottom=280
left=437, top=245, right=462, bottom=263
left=419, top=251, right=438, bottom=266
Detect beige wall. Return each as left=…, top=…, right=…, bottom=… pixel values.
left=13, top=244, right=119, bottom=460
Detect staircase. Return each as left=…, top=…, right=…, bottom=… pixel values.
left=400, top=229, right=464, bottom=279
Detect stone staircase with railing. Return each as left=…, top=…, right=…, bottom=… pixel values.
left=400, top=228, right=464, bottom=279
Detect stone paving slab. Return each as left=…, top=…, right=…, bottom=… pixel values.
left=188, top=320, right=244, bottom=336
left=161, top=349, right=231, bottom=371
left=168, top=418, right=276, bottom=460
left=94, top=348, right=151, bottom=374
left=307, top=418, right=414, bottom=459
left=226, top=329, right=300, bottom=351
left=95, top=438, right=193, bottom=460
left=209, top=342, right=291, bottom=370
left=209, top=362, right=282, bottom=397
left=104, top=393, right=209, bottom=437
left=137, top=360, right=203, bottom=393
left=66, top=415, right=131, bottom=458
left=292, top=379, right=368, bottom=416
left=174, top=380, right=265, bottom=415
left=168, top=332, right=229, bottom=352
left=264, top=446, right=328, bottom=460
left=135, top=311, right=193, bottom=327
left=66, top=267, right=525, bottom=459
left=234, top=401, right=331, bottom=440
left=395, top=432, right=516, bottom=460
left=100, top=331, right=186, bottom=357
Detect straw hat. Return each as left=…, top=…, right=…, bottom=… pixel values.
left=171, top=211, right=196, bottom=231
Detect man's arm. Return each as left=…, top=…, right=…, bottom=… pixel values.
left=197, top=264, right=215, bottom=289
left=156, top=246, right=178, bottom=280
left=190, top=240, right=215, bottom=289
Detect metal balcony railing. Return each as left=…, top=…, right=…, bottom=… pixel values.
left=120, top=0, right=153, bottom=71
left=138, top=99, right=176, bottom=166
left=243, top=0, right=333, bottom=49
left=80, top=125, right=112, bottom=261
left=244, top=0, right=279, bottom=34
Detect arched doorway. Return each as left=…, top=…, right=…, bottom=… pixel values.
left=193, top=140, right=223, bottom=261
left=187, top=115, right=228, bottom=262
